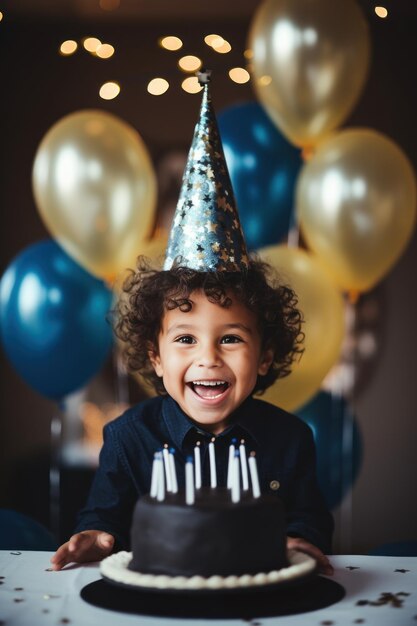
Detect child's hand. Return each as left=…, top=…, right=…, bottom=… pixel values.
left=287, top=536, right=334, bottom=576
left=50, top=530, right=115, bottom=571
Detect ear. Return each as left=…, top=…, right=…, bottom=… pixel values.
left=258, top=348, right=274, bottom=376
left=148, top=345, right=164, bottom=378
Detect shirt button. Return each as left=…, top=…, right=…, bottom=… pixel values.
left=269, top=480, right=280, bottom=491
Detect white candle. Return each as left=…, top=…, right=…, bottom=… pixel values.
left=156, top=452, right=165, bottom=501
left=248, top=451, right=261, bottom=498
left=185, top=456, right=195, bottom=505
left=194, top=441, right=202, bottom=489
left=209, top=437, right=217, bottom=488
left=227, top=438, right=237, bottom=489
left=169, top=448, right=178, bottom=493
left=231, top=451, right=241, bottom=503
left=150, top=452, right=159, bottom=498
left=239, top=439, right=249, bottom=491
left=162, top=444, right=173, bottom=492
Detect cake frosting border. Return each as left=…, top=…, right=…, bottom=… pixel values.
left=100, top=549, right=317, bottom=591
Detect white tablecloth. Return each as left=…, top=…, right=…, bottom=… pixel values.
left=0, top=551, right=415, bottom=625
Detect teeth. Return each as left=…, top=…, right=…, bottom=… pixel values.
left=192, top=380, right=227, bottom=387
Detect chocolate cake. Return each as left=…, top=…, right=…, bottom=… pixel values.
left=128, top=487, right=287, bottom=578
left=100, top=448, right=317, bottom=590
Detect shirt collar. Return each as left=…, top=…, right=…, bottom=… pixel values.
left=162, top=396, right=196, bottom=450
left=161, top=394, right=261, bottom=450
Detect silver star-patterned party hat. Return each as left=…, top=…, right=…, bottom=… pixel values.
left=164, top=71, right=249, bottom=272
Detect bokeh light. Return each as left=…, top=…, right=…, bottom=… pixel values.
left=60, top=40, right=78, bottom=56
left=182, top=77, right=204, bottom=94
left=159, top=36, right=183, bottom=51
left=96, top=44, right=115, bottom=59
left=147, top=78, right=170, bottom=95
left=212, top=40, right=232, bottom=54
left=83, top=37, right=102, bottom=53
left=375, top=6, right=388, bottom=18
left=258, top=75, right=272, bottom=87
left=229, top=67, right=250, bottom=84
left=204, top=34, right=223, bottom=47
left=178, top=55, right=202, bottom=72
left=99, top=81, right=120, bottom=100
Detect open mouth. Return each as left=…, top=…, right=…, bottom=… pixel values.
left=187, top=380, right=230, bottom=400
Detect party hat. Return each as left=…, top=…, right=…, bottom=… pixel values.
left=164, top=71, right=249, bottom=271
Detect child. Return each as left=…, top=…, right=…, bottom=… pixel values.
left=51, top=72, right=334, bottom=575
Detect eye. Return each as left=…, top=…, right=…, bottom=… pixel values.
left=175, top=335, right=196, bottom=344
left=221, top=335, right=242, bottom=344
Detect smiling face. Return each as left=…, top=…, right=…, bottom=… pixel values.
left=149, top=290, right=273, bottom=434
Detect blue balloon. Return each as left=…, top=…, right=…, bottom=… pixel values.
left=296, top=391, right=363, bottom=510
left=0, top=509, right=57, bottom=551
left=0, top=240, right=113, bottom=401
left=218, top=101, right=302, bottom=250
left=368, top=541, right=417, bottom=557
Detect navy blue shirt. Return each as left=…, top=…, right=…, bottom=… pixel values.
left=75, top=394, right=334, bottom=553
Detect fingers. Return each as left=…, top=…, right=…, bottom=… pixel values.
left=50, top=531, right=115, bottom=571
left=50, top=541, right=71, bottom=571
left=49, top=532, right=91, bottom=570
left=317, top=556, right=334, bottom=576
left=50, top=533, right=91, bottom=571
left=96, top=532, right=115, bottom=552
left=287, top=537, right=334, bottom=576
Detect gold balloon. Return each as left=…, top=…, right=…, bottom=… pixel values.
left=297, top=128, right=417, bottom=292
left=249, top=0, right=370, bottom=148
left=258, top=245, right=345, bottom=412
left=33, top=110, right=157, bottom=282
left=113, top=232, right=168, bottom=291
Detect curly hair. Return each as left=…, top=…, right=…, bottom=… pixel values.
left=114, top=257, right=304, bottom=395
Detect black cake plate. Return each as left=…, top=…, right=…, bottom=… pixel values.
left=81, top=574, right=345, bottom=619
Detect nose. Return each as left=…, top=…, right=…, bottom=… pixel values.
left=196, top=342, right=223, bottom=368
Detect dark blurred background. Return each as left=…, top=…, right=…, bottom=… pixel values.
left=0, top=0, right=416, bottom=554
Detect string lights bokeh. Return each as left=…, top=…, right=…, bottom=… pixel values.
left=375, top=6, right=388, bottom=18
left=212, top=39, right=232, bottom=54
left=159, top=36, right=183, bottom=51
left=99, top=81, right=120, bottom=100
left=181, top=76, right=204, bottom=94
left=60, top=37, right=115, bottom=58
left=83, top=37, right=102, bottom=53
left=147, top=78, right=170, bottom=96
left=229, top=67, right=250, bottom=84
left=257, top=75, right=272, bottom=87
left=204, top=34, right=222, bottom=46
left=56, top=26, right=271, bottom=98
left=4, top=0, right=400, bottom=103
left=59, top=40, right=78, bottom=56
left=96, top=43, right=115, bottom=59
left=178, top=55, right=202, bottom=72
